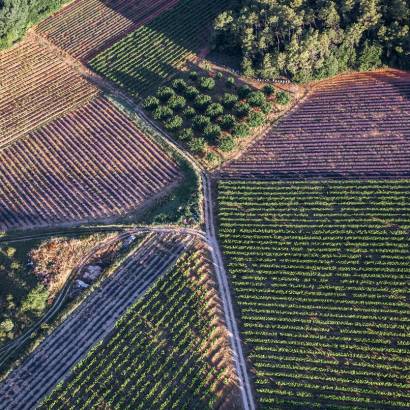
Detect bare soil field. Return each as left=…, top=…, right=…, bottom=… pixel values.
left=0, top=35, right=99, bottom=149
left=221, top=69, right=410, bottom=179
left=36, top=0, right=180, bottom=61
left=0, top=97, right=182, bottom=231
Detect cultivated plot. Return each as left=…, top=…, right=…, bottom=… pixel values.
left=0, top=97, right=182, bottom=231
left=36, top=0, right=180, bottom=61
left=218, top=180, right=410, bottom=409
left=0, top=35, right=98, bottom=148
left=222, top=70, right=410, bottom=179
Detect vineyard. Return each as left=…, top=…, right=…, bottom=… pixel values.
left=36, top=0, right=180, bottom=61
left=0, top=35, right=98, bottom=149
left=217, top=180, right=410, bottom=409
left=0, top=231, right=197, bottom=409
left=222, top=70, right=410, bottom=179
left=90, top=0, right=230, bottom=98
left=0, top=97, right=182, bottom=231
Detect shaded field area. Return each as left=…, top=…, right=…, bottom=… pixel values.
left=90, top=0, right=230, bottom=98
left=38, top=237, right=238, bottom=409
left=221, top=70, right=410, bottom=179
left=218, top=180, right=410, bottom=409
left=0, top=35, right=98, bottom=149
left=0, top=97, right=182, bottom=231
left=36, top=0, right=180, bottom=61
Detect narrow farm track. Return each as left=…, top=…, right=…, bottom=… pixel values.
left=36, top=0, right=180, bottom=61
left=221, top=69, right=410, bottom=179
left=0, top=230, right=196, bottom=410
left=0, top=96, right=182, bottom=231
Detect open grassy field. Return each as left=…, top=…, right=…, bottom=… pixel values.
left=90, top=0, right=230, bottom=98
left=217, top=179, right=410, bottom=409
left=38, top=240, right=238, bottom=409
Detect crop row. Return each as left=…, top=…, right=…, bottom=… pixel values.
left=0, top=97, right=181, bottom=231
left=0, top=36, right=98, bottom=148
left=91, top=0, right=230, bottom=97
left=221, top=70, right=410, bottom=179
left=36, top=0, right=179, bottom=61
left=217, top=179, right=410, bottom=409
left=39, top=240, right=236, bottom=410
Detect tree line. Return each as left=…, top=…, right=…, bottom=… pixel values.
left=0, top=0, right=67, bottom=48
left=213, top=0, right=410, bottom=82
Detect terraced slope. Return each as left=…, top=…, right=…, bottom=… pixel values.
left=218, top=180, right=410, bottom=409
left=0, top=97, right=182, bottom=231
left=90, top=0, right=230, bottom=97
left=222, top=70, right=410, bottom=179
left=0, top=231, right=194, bottom=410
left=39, top=239, right=238, bottom=409
left=0, top=35, right=98, bottom=148
left=36, top=0, right=180, bottom=61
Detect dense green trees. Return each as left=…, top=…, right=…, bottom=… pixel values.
left=0, top=0, right=67, bottom=48
left=213, top=0, right=410, bottom=81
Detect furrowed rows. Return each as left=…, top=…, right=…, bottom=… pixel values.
left=36, top=0, right=180, bottom=61
left=0, top=36, right=98, bottom=147
left=217, top=180, right=410, bottom=409
left=0, top=232, right=195, bottom=410
left=0, top=97, right=181, bottom=230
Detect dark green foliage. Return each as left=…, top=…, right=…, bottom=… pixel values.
left=189, top=71, right=199, bottom=81
left=178, top=127, right=194, bottom=141
left=213, top=0, right=410, bottom=81
left=183, top=106, right=196, bottom=119
left=188, top=137, right=206, bottom=153
left=184, top=85, right=200, bottom=100
left=247, top=91, right=267, bottom=107
left=276, top=91, right=290, bottom=105
left=143, top=96, right=160, bottom=111
left=167, top=95, right=186, bottom=111
left=203, top=124, right=222, bottom=141
left=248, top=110, right=265, bottom=127
left=260, top=101, right=273, bottom=114
left=194, top=94, right=212, bottom=111
left=238, top=85, right=251, bottom=99
left=234, top=101, right=251, bottom=118
left=218, top=114, right=237, bottom=131
left=171, top=78, right=188, bottom=93
left=221, top=92, right=238, bottom=108
left=156, top=86, right=175, bottom=102
left=215, top=72, right=224, bottom=80
left=263, top=84, right=275, bottom=96
left=164, top=115, right=183, bottom=131
left=205, top=102, right=224, bottom=118
left=232, top=122, right=250, bottom=138
left=217, top=135, right=236, bottom=152
left=226, top=76, right=236, bottom=88
left=153, top=106, right=173, bottom=121
left=199, top=76, right=216, bottom=91
left=192, top=114, right=211, bottom=131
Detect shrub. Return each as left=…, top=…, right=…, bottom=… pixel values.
left=183, top=106, right=196, bottom=119
left=218, top=114, right=237, bottom=131
left=232, top=123, right=250, bottom=138
left=171, top=78, right=187, bottom=92
left=218, top=135, right=236, bottom=152
left=178, top=127, right=194, bottom=141
left=192, top=115, right=211, bottom=132
left=188, top=137, right=206, bottom=154
left=238, top=85, right=251, bottom=99
left=205, top=152, right=219, bottom=166
left=203, top=124, right=222, bottom=141
left=156, top=86, right=175, bottom=102
left=189, top=71, right=199, bottom=81
left=234, top=101, right=251, bottom=118
left=164, top=115, right=183, bottom=131
left=248, top=110, right=266, bottom=127
left=277, top=91, right=291, bottom=105
left=21, top=285, right=48, bottom=314
left=263, top=84, right=275, bottom=96
left=221, top=93, right=238, bottom=108
left=184, top=86, right=200, bottom=100
left=261, top=101, right=274, bottom=114
left=143, top=96, right=160, bottom=111
left=206, top=102, right=224, bottom=118
left=226, top=76, right=235, bottom=88
left=247, top=91, right=267, bottom=107
left=167, top=95, right=186, bottom=111
left=153, top=106, right=173, bottom=121
left=199, top=76, right=216, bottom=91
left=215, top=72, right=223, bottom=80
left=194, top=94, right=212, bottom=111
